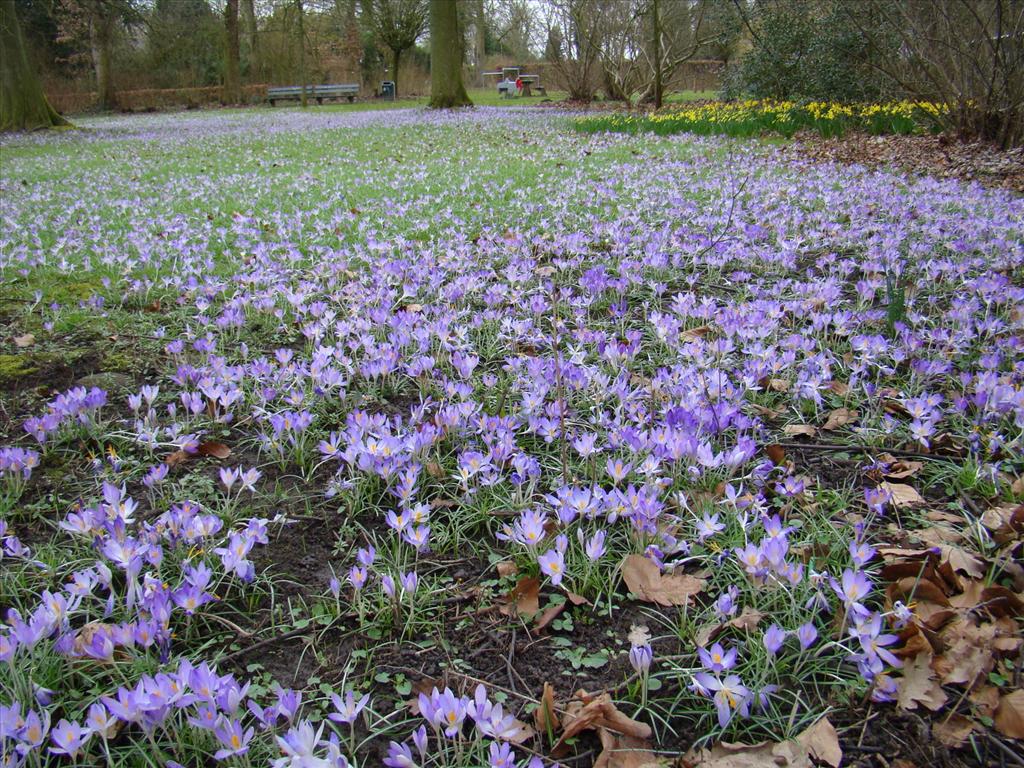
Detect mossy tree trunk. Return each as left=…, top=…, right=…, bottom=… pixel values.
left=428, top=0, right=471, bottom=108
left=224, top=0, right=241, bottom=103
left=0, top=0, right=70, bottom=131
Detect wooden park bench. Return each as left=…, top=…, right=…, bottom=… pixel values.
left=267, top=84, right=358, bottom=106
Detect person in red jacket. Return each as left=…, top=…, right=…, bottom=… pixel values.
left=515, top=76, right=523, bottom=96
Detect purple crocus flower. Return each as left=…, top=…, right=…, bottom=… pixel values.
left=538, top=548, right=566, bottom=586
left=763, top=624, right=786, bottom=656
left=213, top=718, right=253, bottom=760
left=329, top=690, right=370, bottom=725
left=796, top=622, right=818, bottom=650
left=384, top=740, right=418, bottom=768
left=49, top=718, right=89, bottom=757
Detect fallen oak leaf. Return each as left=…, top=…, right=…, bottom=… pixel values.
left=993, top=689, right=1024, bottom=739
left=13, top=333, right=35, bottom=347
left=822, top=407, right=858, bottom=431
left=729, top=607, right=764, bottom=632
left=896, top=651, right=948, bottom=712
left=553, top=691, right=652, bottom=753
left=765, top=444, right=786, bottom=465
left=679, top=325, right=713, bottom=342
left=796, top=716, right=842, bottom=768
left=534, top=601, right=567, bottom=632
left=932, top=714, right=975, bottom=748
left=782, top=424, right=816, bottom=438
left=687, top=740, right=811, bottom=768
left=881, top=481, right=925, bottom=509
left=498, top=576, right=539, bottom=618
left=164, top=449, right=191, bottom=467
left=595, top=730, right=659, bottom=768
left=196, top=441, right=231, bottom=459
left=620, top=554, right=705, bottom=607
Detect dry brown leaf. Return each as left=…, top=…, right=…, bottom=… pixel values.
left=679, top=325, right=713, bottom=342
left=728, top=607, right=764, bottom=632
left=897, top=652, right=948, bottom=712
left=620, top=554, right=705, bottom=607
left=933, top=619, right=995, bottom=687
left=980, top=503, right=1024, bottom=545
left=994, top=689, right=1024, bottom=739
left=827, top=380, right=850, bottom=396
left=968, top=684, right=1000, bottom=718
left=796, top=717, right=842, bottom=768
left=534, top=601, right=567, bottom=632
left=882, top=481, right=925, bottom=509
left=506, top=719, right=536, bottom=745
left=164, top=449, right=191, bottom=467
left=769, top=378, right=791, bottom=393
left=752, top=404, right=784, bottom=421
left=879, top=453, right=924, bottom=479
left=595, top=731, right=659, bottom=768
left=688, top=740, right=811, bottom=768
left=1012, top=476, right=1024, bottom=496
left=495, top=561, right=518, bottom=578
left=554, top=692, right=652, bottom=753
left=498, top=576, right=539, bottom=618
left=765, top=444, right=786, bottom=465
left=932, top=714, right=975, bottom=748
left=13, top=333, right=35, bottom=347
left=566, top=590, right=589, bottom=606
left=196, top=441, right=231, bottom=459
left=534, top=683, right=560, bottom=736
left=783, top=424, right=817, bottom=438
left=425, top=461, right=445, bottom=478
left=822, top=407, right=858, bottom=431
left=938, top=546, right=985, bottom=579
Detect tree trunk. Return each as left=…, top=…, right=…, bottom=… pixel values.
left=89, top=2, right=117, bottom=111
left=428, top=0, right=471, bottom=108
left=474, top=0, right=485, bottom=87
left=391, top=47, right=401, bottom=98
left=296, top=0, right=307, bottom=107
left=652, top=0, right=663, bottom=109
left=241, top=0, right=259, bottom=78
left=0, top=0, right=70, bottom=131
left=224, top=0, right=241, bottom=103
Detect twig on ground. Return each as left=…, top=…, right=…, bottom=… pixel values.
left=218, top=625, right=311, bottom=663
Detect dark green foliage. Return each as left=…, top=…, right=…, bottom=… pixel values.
left=724, top=0, right=886, bottom=102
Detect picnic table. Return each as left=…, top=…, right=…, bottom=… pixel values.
left=267, top=84, right=358, bottom=106
left=485, top=68, right=546, bottom=98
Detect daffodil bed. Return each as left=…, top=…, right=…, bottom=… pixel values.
left=1, top=106, right=1022, bottom=768
left=575, top=100, right=950, bottom=139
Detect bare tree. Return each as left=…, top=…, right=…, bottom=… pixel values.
left=543, top=0, right=605, bottom=102
left=848, top=0, right=1023, bottom=147
left=363, top=0, right=428, bottom=97
left=597, top=0, right=720, bottom=105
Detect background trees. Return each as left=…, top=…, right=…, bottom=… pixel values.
left=1, top=0, right=70, bottom=130
left=3, top=0, right=1021, bottom=147
left=361, top=0, right=427, bottom=97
